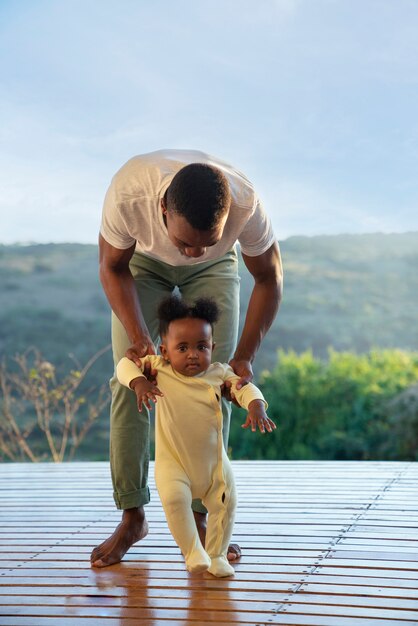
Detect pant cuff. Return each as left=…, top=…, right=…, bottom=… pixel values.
left=113, top=486, right=151, bottom=510
left=192, top=498, right=208, bottom=515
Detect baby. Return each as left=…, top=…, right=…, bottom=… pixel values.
left=117, top=295, right=276, bottom=577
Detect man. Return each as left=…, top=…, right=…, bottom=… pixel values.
left=91, top=149, right=282, bottom=568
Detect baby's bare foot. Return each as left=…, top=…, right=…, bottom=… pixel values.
left=90, top=507, right=148, bottom=568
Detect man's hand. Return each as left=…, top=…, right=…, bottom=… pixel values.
left=222, top=358, right=253, bottom=405
left=126, top=339, right=158, bottom=385
left=242, top=399, right=276, bottom=434
left=229, top=358, right=253, bottom=387
left=130, top=377, right=163, bottom=411
left=125, top=337, right=156, bottom=366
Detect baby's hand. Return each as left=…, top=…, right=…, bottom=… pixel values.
left=130, top=377, right=163, bottom=411
left=242, top=400, right=276, bottom=434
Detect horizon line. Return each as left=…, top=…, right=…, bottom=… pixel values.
left=1, top=230, right=418, bottom=247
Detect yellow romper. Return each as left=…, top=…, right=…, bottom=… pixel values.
left=117, top=355, right=267, bottom=577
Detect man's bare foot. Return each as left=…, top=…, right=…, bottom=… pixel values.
left=193, top=510, right=241, bottom=561
left=90, top=507, right=149, bottom=568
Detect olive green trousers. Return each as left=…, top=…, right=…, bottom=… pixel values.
left=109, top=248, right=240, bottom=513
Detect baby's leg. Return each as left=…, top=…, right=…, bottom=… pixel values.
left=203, top=472, right=237, bottom=577
left=156, top=474, right=210, bottom=573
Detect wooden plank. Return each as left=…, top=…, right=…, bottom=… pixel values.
left=0, top=597, right=417, bottom=622
left=279, top=604, right=418, bottom=622
left=311, top=566, right=418, bottom=580
left=298, top=579, right=418, bottom=600
left=0, top=613, right=417, bottom=626
left=1, top=591, right=418, bottom=610
left=1, top=572, right=299, bottom=594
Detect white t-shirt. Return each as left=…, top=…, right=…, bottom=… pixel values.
left=100, top=149, right=276, bottom=266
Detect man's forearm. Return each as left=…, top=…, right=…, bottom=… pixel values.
left=233, top=278, right=282, bottom=362
left=233, top=241, right=283, bottom=363
left=100, top=265, right=149, bottom=344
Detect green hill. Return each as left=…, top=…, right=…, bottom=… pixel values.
left=1, top=233, right=417, bottom=378
left=250, top=232, right=418, bottom=370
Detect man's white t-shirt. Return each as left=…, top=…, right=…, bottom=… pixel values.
left=100, top=149, right=276, bottom=266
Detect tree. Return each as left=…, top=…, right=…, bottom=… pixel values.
left=0, top=346, right=110, bottom=462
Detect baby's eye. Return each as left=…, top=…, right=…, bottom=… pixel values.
left=198, top=345, right=209, bottom=351
left=178, top=346, right=187, bottom=352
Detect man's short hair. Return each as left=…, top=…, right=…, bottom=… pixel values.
left=166, top=163, right=231, bottom=230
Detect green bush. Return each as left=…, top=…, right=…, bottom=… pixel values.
left=229, top=349, right=418, bottom=460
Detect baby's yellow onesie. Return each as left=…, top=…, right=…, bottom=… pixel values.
left=117, top=355, right=267, bottom=577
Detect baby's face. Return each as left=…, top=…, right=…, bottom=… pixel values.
left=160, top=318, right=214, bottom=376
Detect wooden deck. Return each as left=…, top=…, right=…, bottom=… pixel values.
left=0, top=461, right=418, bottom=625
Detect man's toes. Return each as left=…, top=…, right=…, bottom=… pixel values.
left=91, top=554, right=119, bottom=568
left=90, top=548, right=99, bottom=562
left=90, top=547, right=103, bottom=562
left=227, top=544, right=241, bottom=561
left=91, top=558, right=106, bottom=568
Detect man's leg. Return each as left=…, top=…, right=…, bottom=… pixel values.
left=91, top=253, right=174, bottom=567
left=179, top=249, right=241, bottom=560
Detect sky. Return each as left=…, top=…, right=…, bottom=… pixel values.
left=1, top=0, right=417, bottom=243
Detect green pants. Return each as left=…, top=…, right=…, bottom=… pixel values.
left=109, top=248, right=240, bottom=513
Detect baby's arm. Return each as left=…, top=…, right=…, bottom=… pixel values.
left=117, top=357, right=163, bottom=410
left=222, top=365, right=276, bottom=434
left=242, top=399, right=276, bottom=434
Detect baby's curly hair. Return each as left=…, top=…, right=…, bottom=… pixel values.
left=158, top=294, right=219, bottom=337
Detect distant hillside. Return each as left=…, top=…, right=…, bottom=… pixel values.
left=250, top=232, right=418, bottom=371
left=1, top=233, right=418, bottom=380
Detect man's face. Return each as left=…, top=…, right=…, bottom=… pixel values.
left=162, top=201, right=227, bottom=258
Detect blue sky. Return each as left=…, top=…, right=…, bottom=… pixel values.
left=1, top=0, right=417, bottom=243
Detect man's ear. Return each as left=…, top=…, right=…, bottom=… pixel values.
left=212, top=342, right=216, bottom=352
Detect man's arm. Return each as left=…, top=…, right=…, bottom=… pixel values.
left=99, top=234, right=155, bottom=363
left=230, top=241, right=283, bottom=386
